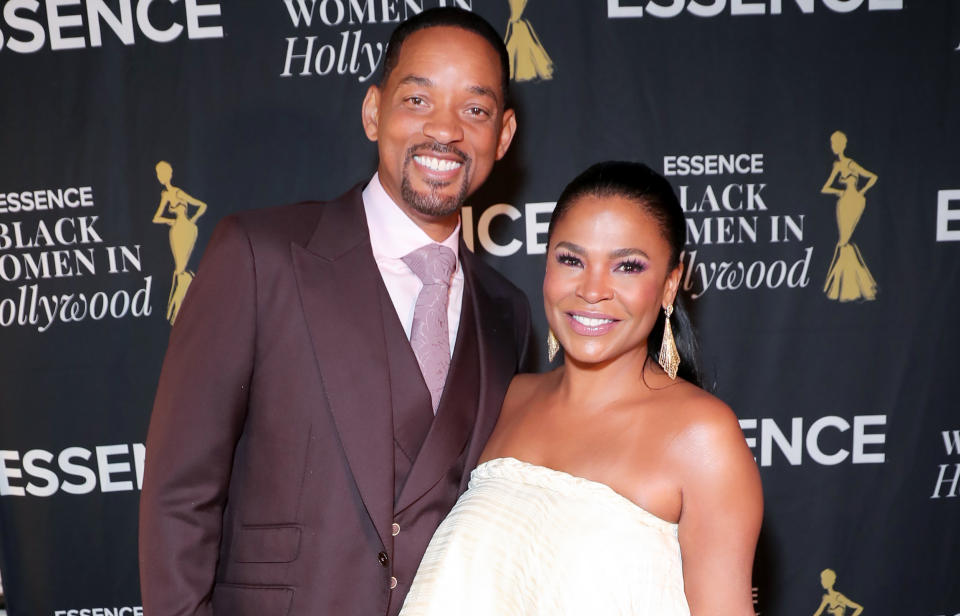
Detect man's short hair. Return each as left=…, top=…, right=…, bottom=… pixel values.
left=379, top=8, right=511, bottom=110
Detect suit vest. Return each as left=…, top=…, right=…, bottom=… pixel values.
left=378, top=277, right=479, bottom=502
left=378, top=275, right=481, bottom=615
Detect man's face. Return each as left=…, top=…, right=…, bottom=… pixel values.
left=362, top=26, right=516, bottom=225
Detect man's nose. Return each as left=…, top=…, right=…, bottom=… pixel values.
left=422, top=109, right=464, bottom=144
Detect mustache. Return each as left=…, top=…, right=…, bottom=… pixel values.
left=405, top=142, right=471, bottom=164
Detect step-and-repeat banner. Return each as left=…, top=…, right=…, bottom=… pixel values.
left=1, top=1, right=958, bottom=614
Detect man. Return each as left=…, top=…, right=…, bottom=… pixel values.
left=139, top=8, right=531, bottom=616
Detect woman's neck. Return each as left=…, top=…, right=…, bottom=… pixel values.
left=555, top=347, right=656, bottom=410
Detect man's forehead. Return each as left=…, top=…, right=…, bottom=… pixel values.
left=396, top=27, right=497, bottom=63
left=387, top=27, right=504, bottom=100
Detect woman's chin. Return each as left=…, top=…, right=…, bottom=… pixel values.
left=565, top=338, right=654, bottom=367
left=563, top=348, right=624, bottom=368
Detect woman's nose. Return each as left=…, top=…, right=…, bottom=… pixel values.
left=576, top=268, right=613, bottom=303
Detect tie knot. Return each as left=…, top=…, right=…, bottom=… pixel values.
left=402, top=244, right=457, bottom=286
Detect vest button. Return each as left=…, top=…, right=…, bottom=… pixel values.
left=392, top=523, right=401, bottom=536
left=390, top=576, right=398, bottom=590
left=378, top=551, right=390, bottom=567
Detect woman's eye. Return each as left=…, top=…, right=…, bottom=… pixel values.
left=616, top=260, right=646, bottom=273
left=556, top=253, right=582, bottom=267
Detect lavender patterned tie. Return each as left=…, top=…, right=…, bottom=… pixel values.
left=402, top=244, right=457, bottom=413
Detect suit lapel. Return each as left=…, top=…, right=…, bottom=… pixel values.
left=291, top=187, right=393, bottom=551
left=396, top=244, right=517, bottom=512
left=457, top=246, right=519, bottom=490
left=395, top=281, right=476, bottom=513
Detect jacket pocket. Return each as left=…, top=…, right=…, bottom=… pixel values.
left=212, top=583, right=294, bottom=615
left=232, top=524, right=301, bottom=563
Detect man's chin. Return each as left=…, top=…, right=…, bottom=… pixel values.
left=404, top=191, right=462, bottom=218
left=401, top=178, right=469, bottom=218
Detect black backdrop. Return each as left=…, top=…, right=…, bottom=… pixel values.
left=1, top=1, right=958, bottom=614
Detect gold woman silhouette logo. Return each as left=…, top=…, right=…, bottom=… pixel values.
left=813, top=568, right=863, bottom=616
left=152, top=161, right=207, bottom=325
left=820, top=131, right=878, bottom=302
left=504, top=0, right=554, bottom=82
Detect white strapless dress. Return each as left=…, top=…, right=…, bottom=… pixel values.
left=399, top=457, right=690, bottom=615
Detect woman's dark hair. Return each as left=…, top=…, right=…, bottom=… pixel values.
left=379, top=8, right=511, bottom=110
left=547, top=161, right=705, bottom=389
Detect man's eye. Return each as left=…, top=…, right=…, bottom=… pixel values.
left=467, top=106, right=489, bottom=117
left=407, top=96, right=425, bottom=106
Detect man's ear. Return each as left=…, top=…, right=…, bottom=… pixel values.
left=361, top=85, right=381, bottom=142
left=495, top=108, right=517, bottom=160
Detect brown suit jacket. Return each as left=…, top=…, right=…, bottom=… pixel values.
left=139, top=187, right=532, bottom=615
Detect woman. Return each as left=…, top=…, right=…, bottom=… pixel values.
left=820, top=130, right=878, bottom=302
left=812, top=568, right=863, bottom=616
left=401, top=162, right=763, bottom=615
left=152, top=160, right=207, bottom=324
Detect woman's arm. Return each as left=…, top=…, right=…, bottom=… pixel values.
left=821, top=163, right=843, bottom=196
left=674, top=399, right=764, bottom=616
left=850, top=161, right=877, bottom=196
left=838, top=592, right=863, bottom=616
left=176, top=188, right=208, bottom=223
left=152, top=193, right=174, bottom=225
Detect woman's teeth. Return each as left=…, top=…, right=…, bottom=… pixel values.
left=571, top=315, right=614, bottom=327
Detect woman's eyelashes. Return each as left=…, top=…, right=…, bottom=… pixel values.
left=555, top=252, right=648, bottom=274
left=615, top=259, right=647, bottom=274
left=555, top=251, right=583, bottom=268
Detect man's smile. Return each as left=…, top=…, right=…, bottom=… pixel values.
left=413, top=155, right=464, bottom=172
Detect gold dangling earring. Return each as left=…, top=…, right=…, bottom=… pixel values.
left=547, top=329, right=560, bottom=362
left=658, top=304, right=680, bottom=380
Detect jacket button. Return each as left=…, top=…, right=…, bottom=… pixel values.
left=391, top=523, right=400, bottom=536
left=390, top=576, right=398, bottom=590
left=378, top=551, right=390, bottom=567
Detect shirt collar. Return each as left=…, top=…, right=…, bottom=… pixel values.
left=362, top=172, right=461, bottom=263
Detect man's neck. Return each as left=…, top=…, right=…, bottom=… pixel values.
left=410, top=213, right=460, bottom=243
left=378, top=180, right=461, bottom=243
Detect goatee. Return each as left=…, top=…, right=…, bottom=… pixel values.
left=401, top=145, right=472, bottom=217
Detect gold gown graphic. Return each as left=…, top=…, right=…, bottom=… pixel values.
left=812, top=568, right=863, bottom=616
left=504, top=0, right=554, bottom=82
left=152, top=161, right=207, bottom=325
left=820, top=131, right=878, bottom=302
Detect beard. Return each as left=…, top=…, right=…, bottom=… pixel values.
left=400, top=144, right=473, bottom=218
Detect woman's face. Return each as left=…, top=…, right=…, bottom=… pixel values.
left=830, top=133, right=846, bottom=156
left=543, top=194, right=681, bottom=367
left=156, top=163, right=172, bottom=184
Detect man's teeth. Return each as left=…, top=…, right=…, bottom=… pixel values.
left=415, top=156, right=462, bottom=172
left=571, top=315, right=615, bottom=327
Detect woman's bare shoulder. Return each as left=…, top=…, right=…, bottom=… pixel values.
left=501, top=369, right=558, bottom=415
left=658, top=384, right=752, bottom=469
left=506, top=369, right=558, bottom=397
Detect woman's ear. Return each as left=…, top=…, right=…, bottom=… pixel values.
left=662, top=263, right=683, bottom=309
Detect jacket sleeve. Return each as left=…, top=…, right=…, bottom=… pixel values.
left=139, top=215, right=257, bottom=615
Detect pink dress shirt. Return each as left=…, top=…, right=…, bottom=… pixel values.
left=362, top=173, right=464, bottom=360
